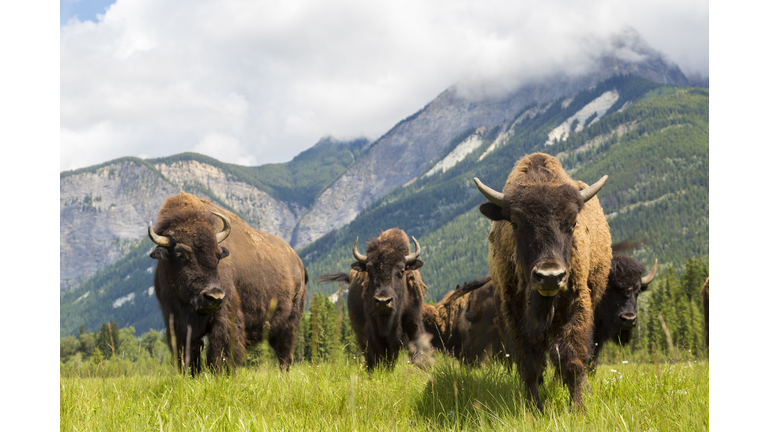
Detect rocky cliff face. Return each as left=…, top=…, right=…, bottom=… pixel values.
left=154, top=160, right=303, bottom=240
left=60, top=159, right=303, bottom=290
left=60, top=160, right=178, bottom=290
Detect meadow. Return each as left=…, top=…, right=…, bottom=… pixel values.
left=60, top=349, right=708, bottom=431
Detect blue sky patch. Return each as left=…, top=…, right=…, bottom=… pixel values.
left=61, top=0, right=117, bottom=26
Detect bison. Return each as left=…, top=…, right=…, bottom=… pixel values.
left=588, top=256, right=657, bottom=372
left=422, top=277, right=507, bottom=364
left=320, top=229, right=430, bottom=371
left=148, top=192, right=307, bottom=374
left=474, top=152, right=612, bottom=411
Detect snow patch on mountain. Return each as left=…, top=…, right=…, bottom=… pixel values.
left=545, top=90, right=620, bottom=145
left=424, top=133, right=484, bottom=177
left=113, top=292, right=135, bottom=308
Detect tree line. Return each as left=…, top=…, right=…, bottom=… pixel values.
left=62, top=255, right=708, bottom=375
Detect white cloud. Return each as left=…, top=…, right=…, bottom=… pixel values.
left=61, top=0, right=708, bottom=171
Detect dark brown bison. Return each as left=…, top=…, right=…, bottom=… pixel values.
left=326, top=229, right=430, bottom=371
left=588, top=256, right=657, bottom=372
left=701, top=277, right=709, bottom=349
left=422, top=277, right=507, bottom=364
left=148, top=192, right=307, bottom=374
left=474, top=152, right=612, bottom=411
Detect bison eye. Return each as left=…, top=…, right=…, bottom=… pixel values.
left=510, top=221, right=518, bottom=230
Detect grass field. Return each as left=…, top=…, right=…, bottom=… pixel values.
left=60, top=352, right=708, bottom=431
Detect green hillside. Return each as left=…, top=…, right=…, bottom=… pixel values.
left=60, top=75, right=708, bottom=337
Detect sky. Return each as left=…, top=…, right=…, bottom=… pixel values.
left=60, top=0, right=709, bottom=172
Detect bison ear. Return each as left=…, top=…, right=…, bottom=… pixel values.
left=149, top=247, right=169, bottom=261
left=406, top=259, right=424, bottom=271
left=219, top=247, right=230, bottom=260
left=479, top=202, right=504, bottom=221
left=640, top=283, right=649, bottom=292
left=351, top=262, right=366, bottom=272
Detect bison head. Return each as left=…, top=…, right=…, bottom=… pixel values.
left=350, top=229, right=423, bottom=337
left=474, top=170, right=607, bottom=300
left=148, top=209, right=232, bottom=318
left=598, top=257, right=657, bottom=344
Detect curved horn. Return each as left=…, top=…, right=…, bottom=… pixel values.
left=641, top=259, right=658, bottom=285
left=352, top=237, right=368, bottom=264
left=405, top=236, right=421, bottom=264
left=211, top=212, right=232, bottom=244
left=580, top=175, right=608, bottom=202
left=148, top=222, right=172, bottom=247
left=473, top=177, right=504, bottom=207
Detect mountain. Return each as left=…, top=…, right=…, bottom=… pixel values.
left=60, top=73, right=708, bottom=337
left=288, top=30, right=690, bottom=249
left=59, top=137, right=368, bottom=290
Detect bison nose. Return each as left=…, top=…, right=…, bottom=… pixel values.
left=374, top=296, right=394, bottom=315
left=618, top=312, right=638, bottom=327
left=532, top=265, right=566, bottom=294
left=198, top=287, right=225, bottom=314
left=203, top=287, right=225, bottom=302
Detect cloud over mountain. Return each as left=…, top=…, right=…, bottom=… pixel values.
left=60, top=0, right=708, bottom=172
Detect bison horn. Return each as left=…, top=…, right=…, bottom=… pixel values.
left=211, top=212, right=232, bottom=244
left=579, top=175, right=608, bottom=202
left=473, top=177, right=504, bottom=207
left=405, top=236, right=421, bottom=264
left=641, top=259, right=658, bottom=285
left=148, top=222, right=172, bottom=247
left=352, top=237, right=368, bottom=264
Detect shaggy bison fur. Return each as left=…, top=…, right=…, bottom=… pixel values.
left=422, top=277, right=507, bottom=364
left=474, top=152, right=612, bottom=411
left=149, top=192, right=307, bottom=374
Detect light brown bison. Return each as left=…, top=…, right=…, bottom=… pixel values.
left=148, top=192, right=307, bottom=374
left=320, top=229, right=430, bottom=371
left=588, top=256, right=657, bottom=372
left=474, top=152, right=612, bottom=411
left=422, top=277, right=507, bottom=364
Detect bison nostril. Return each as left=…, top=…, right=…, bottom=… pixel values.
left=203, top=287, right=225, bottom=301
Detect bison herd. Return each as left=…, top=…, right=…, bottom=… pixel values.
left=147, top=152, right=705, bottom=412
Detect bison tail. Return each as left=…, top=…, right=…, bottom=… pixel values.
left=315, top=271, right=350, bottom=285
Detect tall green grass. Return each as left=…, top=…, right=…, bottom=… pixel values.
left=61, top=351, right=708, bottom=431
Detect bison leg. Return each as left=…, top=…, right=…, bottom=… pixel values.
left=206, top=311, right=246, bottom=373
left=507, top=331, right=546, bottom=412
left=268, top=330, right=295, bottom=373
left=587, top=341, right=603, bottom=374
left=550, top=332, right=590, bottom=411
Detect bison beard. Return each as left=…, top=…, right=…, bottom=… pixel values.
left=148, top=192, right=307, bottom=375
left=475, top=152, right=612, bottom=412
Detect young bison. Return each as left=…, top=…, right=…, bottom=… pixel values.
left=474, top=152, right=612, bottom=411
